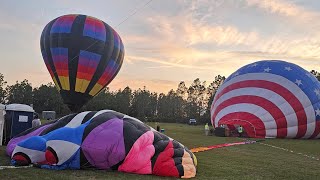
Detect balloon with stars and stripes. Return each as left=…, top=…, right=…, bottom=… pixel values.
left=211, top=60, right=320, bottom=139
left=40, top=14, right=124, bottom=112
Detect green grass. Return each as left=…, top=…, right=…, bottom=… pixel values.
left=1, top=123, right=319, bottom=180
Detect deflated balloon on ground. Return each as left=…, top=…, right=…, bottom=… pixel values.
left=6, top=110, right=197, bottom=178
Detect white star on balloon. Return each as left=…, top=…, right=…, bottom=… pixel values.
left=295, top=79, right=302, bottom=86
left=284, top=67, right=292, bottom=71
left=251, top=63, right=258, bottom=67
left=264, top=67, right=271, bottom=72
left=314, top=89, right=320, bottom=95
left=315, top=109, right=320, bottom=116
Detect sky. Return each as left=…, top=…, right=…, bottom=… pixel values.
left=1, top=0, right=320, bottom=93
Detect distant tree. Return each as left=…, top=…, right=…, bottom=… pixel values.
left=6, top=79, right=33, bottom=105
left=114, top=86, right=132, bottom=114
left=0, top=73, right=7, bottom=103
left=176, top=81, right=187, bottom=98
left=186, top=78, right=206, bottom=122
left=202, top=75, right=226, bottom=122
left=147, top=92, right=158, bottom=119
left=157, top=91, right=175, bottom=122
left=1, top=74, right=232, bottom=122
left=310, top=70, right=320, bottom=81
left=167, top=90, right=186, bottom=122
left=82, top=88, right=115, bottom=111
left=157, top=93, right=167, bottom=120
left=33, top=83, right=70, bottom=116
left=131, top=87, right=146, bottom=118
left=206, top=75, right=226, bottom=106
left=130, top=87, right=157, bottom=121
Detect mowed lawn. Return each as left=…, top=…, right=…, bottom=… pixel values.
left=1, top=123, right=319, bottom=180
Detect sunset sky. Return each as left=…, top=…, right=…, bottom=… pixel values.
left=1, top=0, right=320, bottom=93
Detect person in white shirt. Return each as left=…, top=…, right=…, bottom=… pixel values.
left=32, top=114, right=41, bottom=128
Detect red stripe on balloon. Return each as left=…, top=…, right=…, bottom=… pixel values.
left=212, top=80, right=307, bottom=138
left=309, top=121, right=320, bottom=139
left=219, top=112, right=266, bottom=138
left=77, top=72, right=93, bottom=81
left=97, top=67, right=112, bottom=86
left=212, top=95, right=287, bottom=138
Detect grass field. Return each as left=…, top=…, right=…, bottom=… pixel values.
left=1, top=123, right=319, bottom=180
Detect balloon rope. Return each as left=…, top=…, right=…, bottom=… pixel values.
left=0, top=165, right=33, bottom=170
left=115, top=0, right=153, bottom=28
left=258, top=142, right=320, bottom=161
left=238, top=137, right=320, bottom=161
left=190, top=139, right=319, bottom=162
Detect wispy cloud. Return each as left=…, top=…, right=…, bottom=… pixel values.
left=108, top=77, right=181, bottom=93
left=123, top=0, right=320, bottom=75
left=245, top=0, right=320, bottom=33
left=246, top=0, right=317, bottom=19
left=2, top=0, right=320, bottom=93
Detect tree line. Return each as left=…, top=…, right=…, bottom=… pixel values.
left=1, top=71, right=319, bottom=124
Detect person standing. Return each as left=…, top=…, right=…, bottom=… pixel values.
left=204, top=123, right=210, bottom=136
left=32, top=114, right=41, bottom=128
left=238, top=125, right=243, bottom=137
left=155, top=122, right=160, bottom=132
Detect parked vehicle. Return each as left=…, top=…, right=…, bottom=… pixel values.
left=42, top=111, right=56, bottom=120
left=189, top=119, right=197, bottom=125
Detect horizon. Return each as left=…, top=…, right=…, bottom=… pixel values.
left=1, top=0, right=320, bottom=93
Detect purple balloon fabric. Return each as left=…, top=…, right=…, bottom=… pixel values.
left=6, top=124, right=52, bottom=156
left=81, top=118, right=125, bottom=169
left=7, top=110, right=197, bottom=178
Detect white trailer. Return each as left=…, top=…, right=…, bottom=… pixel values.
left=0, top=104, right=6, bottom=146
left=42, top=111, right=56, bottom=120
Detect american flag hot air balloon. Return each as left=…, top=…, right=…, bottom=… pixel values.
left=211, top=60, right=320, bottom=139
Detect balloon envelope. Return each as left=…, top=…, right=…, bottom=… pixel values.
left=7, top=110, right=197, bottom=178
left=211, top=60, right=320, bottom=139
left=40, top=14, right=124, bottom=112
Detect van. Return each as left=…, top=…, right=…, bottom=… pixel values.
left=42, top=111, right=56, bottom=120
left=189, top=119, right=197, bottom=125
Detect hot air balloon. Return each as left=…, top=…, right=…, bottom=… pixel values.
left=6, top=110, right=197, bottom=178
left=211, top=60, right=320, bottom=139
left=40, top=14, right=124, bottom=112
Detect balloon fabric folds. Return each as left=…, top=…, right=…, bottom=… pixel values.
left=40, top=14, right=124, bottom=112
left=211, top=60, right=320, bottom=139
left=6, top=110, right=197, bottom=178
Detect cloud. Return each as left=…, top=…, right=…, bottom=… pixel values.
left=3, top=0, right=320, bottom=94
left=245, top=0, right=320, bottom=31
left=126, top=17, right=320, bottom=63
left=246, top=0, right=315, bottom=18
left=108, top=76, right=181, bottom=94
left=184, top=24, right=260, bottom=46
left=144, top=14, right=260, bottom=47
left=122, top=0, right=320, bottom=73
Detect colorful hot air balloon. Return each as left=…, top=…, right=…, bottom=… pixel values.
left=6, top=110, right=197, bottom=178
left=40, top=14, right=124, bottom=112
left=211, top=60, right=320, bottom=139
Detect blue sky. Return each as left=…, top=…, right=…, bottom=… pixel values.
left=1, top=0, right=320, bottom=93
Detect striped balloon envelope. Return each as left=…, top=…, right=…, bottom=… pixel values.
left=7, top=110, right=197, bottom=178
left=211, top=60, right=320, bottom=139
left=40, top=14, right=124, bottom=112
